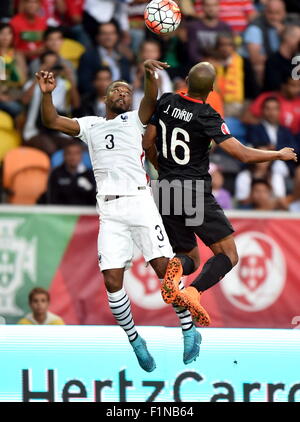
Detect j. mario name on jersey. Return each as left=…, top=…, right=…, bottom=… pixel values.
left=163, top=104, right=193, bottom=122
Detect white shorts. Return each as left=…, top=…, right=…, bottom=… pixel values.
left=97, top=190, right=174, bottom=271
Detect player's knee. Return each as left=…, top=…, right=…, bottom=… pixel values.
left=155, top=265, right=167, bottom=279
left=229, top=251, right=239, bottom=267
left=103, top=272, right=123, bottom=293
left=150, top=257, right=169, bottom=279
left=192, top=255, right=200, bottom=271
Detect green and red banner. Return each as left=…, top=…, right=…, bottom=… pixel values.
left=0, top=207, right=300, bottom=328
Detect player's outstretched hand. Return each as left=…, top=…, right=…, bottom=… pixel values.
left=35, top=70, right=57, bottom=94
left=144, top=59, right=170, bottom=76
left=278, top=147, right=298, bottom=162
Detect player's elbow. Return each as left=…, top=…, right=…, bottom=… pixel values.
left=42, top=116, right=58, bottom=130
left=235, top=147, right=251, bottom=164
left=240, top=152, right=250, bottom=163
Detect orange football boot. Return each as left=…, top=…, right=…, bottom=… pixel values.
left=175, top=286, right=211, bottom=326
left=161, top=257, right=183, bottom=304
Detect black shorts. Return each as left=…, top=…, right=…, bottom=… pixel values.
left=159, top=189, right=234, bottom=253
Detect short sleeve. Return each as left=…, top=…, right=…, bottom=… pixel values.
left=72, top=116, right=102, bottom=144
left=129, top=110, right=147, bottom=135
left=244, top=25, right=263, bottom=46
left=150, top=92, right=173, bottom=127
left=201, top=108, right=232, bottom=144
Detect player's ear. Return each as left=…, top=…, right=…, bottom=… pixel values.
left=104, top=96, right=107, bottom=104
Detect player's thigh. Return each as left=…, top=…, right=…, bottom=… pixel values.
left=98, top=213, right=133, bottom=272
left=162, top=212, right=197, bottom=255
left=131, top=195, right=174, bottom=264
left=193, top=193, right=234, bottom=247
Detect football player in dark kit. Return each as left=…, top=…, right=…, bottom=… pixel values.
left=143, top=62, right=297, bottom=325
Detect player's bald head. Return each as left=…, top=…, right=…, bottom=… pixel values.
left=186, top=62, right=216, bottom=100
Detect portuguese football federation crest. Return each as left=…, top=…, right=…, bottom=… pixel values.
left=0, top=219, right=36, bottom=316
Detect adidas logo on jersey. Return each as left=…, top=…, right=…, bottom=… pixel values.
left=121, top=115, right=128, bottom=122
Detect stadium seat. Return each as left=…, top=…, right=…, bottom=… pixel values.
left=59, top=38, right=85, bottom=69
left=0, top=110, right=14, bottom=130
left=225, top=117, right=247, bottom=144
left=51, top=149, right=92, bottom=169
left=0, top=130, right=21, bottom=161
left=3, top=147, right=50, bottom=204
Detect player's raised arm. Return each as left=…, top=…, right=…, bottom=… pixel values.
left=143, top=123, right=159, bottom=169
left=35, top=71, right=80, bottom=137
left=220, top=137, right=297, bottom=163
left=138, top=60, right=170, bottom=125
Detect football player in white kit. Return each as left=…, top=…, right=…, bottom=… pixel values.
left=35, top=61, right=201, bottom=372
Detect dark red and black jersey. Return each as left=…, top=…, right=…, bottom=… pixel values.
left=151, top=92, right=232, bottom=191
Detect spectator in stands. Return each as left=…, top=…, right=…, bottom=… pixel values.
left=18, top=287, right=65, bottom=325
left=247, top=97, right=297, bottom=151
left=29, top=26, right=76, bottom=80
left=263, top=25, right=300, bottom=91
left=10, top=0, right=47, bottom=60
left=82, top=0, right=131, bottom=47
left=132, top=40, right=172, bottom=110
left=76, top=66, right=112, bottom=117
left=22, top=51, right=80, bottom=155
left=46, top=141, right=96, bottom=205
left=210, top=163, right=233, bottom=209
left=160, top=25, right=191, bottom=80
left=242, top=0, right=287, bottom=86
left=180, top=0, right=257, bottom=34
left=186, top=0, right=232, bottom=64
left=210, top=32, right=259, bottom=117
left=54, top=0, right=91, bottom=48
left=0, top=23, right=27, bottom=117
left=77, top=20, right=132, bottom=94
left=235, top=155, right=288, bottom=205
left=128, top=1, right=147, bottom=55
left=243, top=76, right=300, bottom=134
left=248, top=178, right=286, bottom=210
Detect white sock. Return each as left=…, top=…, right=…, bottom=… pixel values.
left=107, top=287, right=138, bottom=342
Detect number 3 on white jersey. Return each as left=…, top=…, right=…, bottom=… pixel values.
left=159, top=119, right=190, bottom=165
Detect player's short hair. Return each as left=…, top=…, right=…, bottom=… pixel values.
left=106, top=80, right=132, bottom=96
left=29, top=288, right=50, bottom=303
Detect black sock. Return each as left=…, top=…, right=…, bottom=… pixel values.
left=176, top=254, right=195, bottom=275
left=190, top=253, right=233, bottom=292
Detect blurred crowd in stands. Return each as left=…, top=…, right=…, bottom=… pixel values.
left=0, top=0, right=300, bottom=211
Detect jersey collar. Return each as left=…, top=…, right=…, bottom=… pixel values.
left=179, top=92, right=204, bottom=104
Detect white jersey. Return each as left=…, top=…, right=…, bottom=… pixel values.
left=74, top=110, right=149, bottom=196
